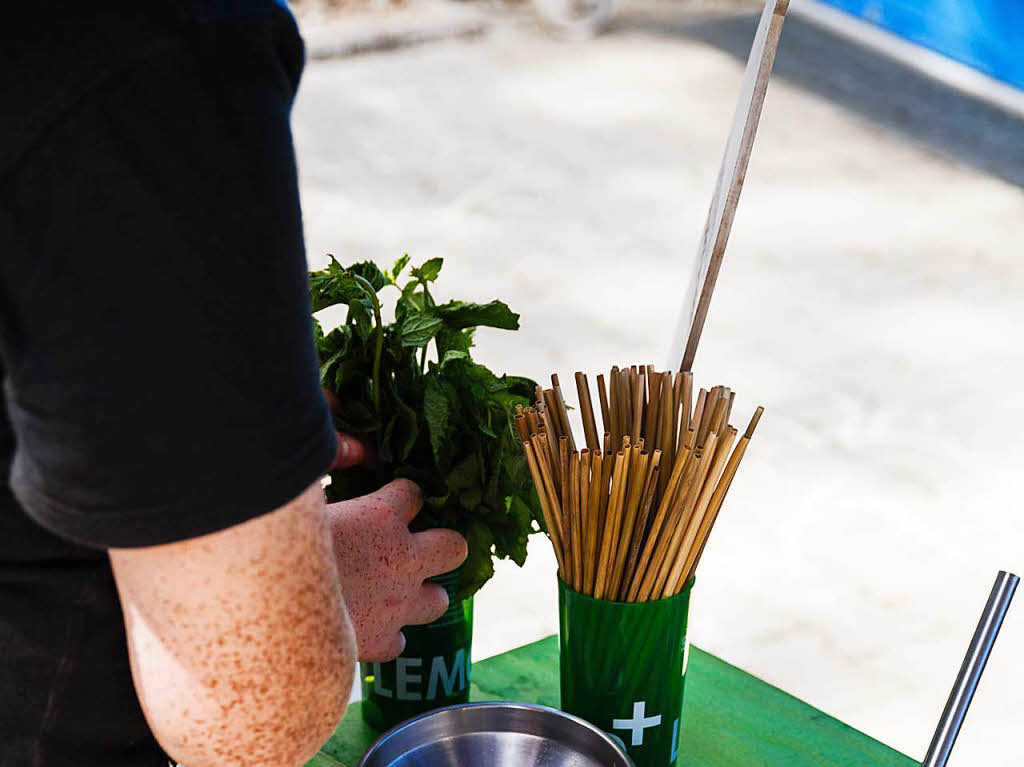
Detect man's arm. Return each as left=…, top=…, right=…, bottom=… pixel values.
left=109, top=483, right=354, bottom=767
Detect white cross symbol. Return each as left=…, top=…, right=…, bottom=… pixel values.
left=612, top=701, right=662, bottom=746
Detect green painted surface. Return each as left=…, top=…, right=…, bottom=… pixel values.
left=313, top=636, right=917, bottom=767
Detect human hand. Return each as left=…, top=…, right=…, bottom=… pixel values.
left=325, top=479, right=468, bottom=662
left=323, top=389, right=376, bottom=471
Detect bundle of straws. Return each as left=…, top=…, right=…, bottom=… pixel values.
left=515, top=366, right=763, bottom=602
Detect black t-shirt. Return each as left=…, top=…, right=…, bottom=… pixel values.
left=0, top=2, right=336, bottom=764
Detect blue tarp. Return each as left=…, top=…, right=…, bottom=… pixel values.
left=819, top=0, right=1024, bottom=91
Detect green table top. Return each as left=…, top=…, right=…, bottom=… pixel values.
left=313, top=636, right=917, bottom=767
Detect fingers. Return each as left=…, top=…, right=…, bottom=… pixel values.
left=374, top=478, right=423, bottom=524
left=413, top=528, right=468, bottom=579
left=360, top=631, right=406, bottom=664
left=403, top=583, right=449, bottom=627
left=331, top=432, right=367, bottom=470
left=322, top=388, right=343, bottom=414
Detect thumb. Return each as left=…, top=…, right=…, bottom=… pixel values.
left=331, top=432, right=368, bottom=470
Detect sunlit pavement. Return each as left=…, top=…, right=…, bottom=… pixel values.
left=292, top=2, right=1024, bottom=762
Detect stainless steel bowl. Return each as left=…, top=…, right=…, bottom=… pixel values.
left=358, top=701, right=634, bottom=767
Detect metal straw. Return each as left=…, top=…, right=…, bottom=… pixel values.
left=921, top=570, right=1019, bottom=767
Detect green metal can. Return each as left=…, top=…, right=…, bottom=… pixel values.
left=558, top=578, right=693, bottom=767
left=360, top=568, right=474, bottom=731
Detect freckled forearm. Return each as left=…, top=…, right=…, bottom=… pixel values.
left=111, top=484, right=357, bottom=766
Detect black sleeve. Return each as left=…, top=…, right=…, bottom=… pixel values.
left=0, top=24, right=336, bottom=548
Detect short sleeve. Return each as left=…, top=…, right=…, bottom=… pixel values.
left=0, top=28, right=335, bottom=548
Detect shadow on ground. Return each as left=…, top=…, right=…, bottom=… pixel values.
left=615, top=8, right=1024, bottom=189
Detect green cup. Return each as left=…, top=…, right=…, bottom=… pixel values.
left=360, top=568, right=474, bottom=731
left=558, top=578, right=694, bottom=767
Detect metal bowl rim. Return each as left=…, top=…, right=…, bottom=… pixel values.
left=357, top=700, right=632, bottom=766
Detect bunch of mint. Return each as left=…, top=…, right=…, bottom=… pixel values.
left=310, top=255, right=540, bottom=600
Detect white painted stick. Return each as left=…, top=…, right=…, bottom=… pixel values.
left=678, top=0, right=789, bottom=372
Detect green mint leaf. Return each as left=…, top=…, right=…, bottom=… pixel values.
left=391, top=254, right=411, bottom=281
left=410, top=257, right=443, bottom=283
left=424, top=375, right=454, bottom=467
left=446, top=453, right=481, bottom=492
left=399, top=312, right=444, bottom=348
left=440, top=349, right=469, bottom=368
left=435, top=300, right=520, bottom=331
left=348, top=261, right=388, bottom=292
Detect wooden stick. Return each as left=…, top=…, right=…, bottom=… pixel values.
left=680, top=0, right=790, bottom=373
left=575, top=372, right=601, bottom=453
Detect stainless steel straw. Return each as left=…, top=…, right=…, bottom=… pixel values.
left=921, top=570, right=1019, bottom=767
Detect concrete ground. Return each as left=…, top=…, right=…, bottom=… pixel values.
left=292, top=2, right=1024, bottom=763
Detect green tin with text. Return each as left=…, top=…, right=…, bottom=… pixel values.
left=559, top=578, right=693, bottom=767
left=360, top=568, right=473, bottom=731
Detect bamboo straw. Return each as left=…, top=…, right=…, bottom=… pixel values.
left=630, top=369, right=644, bottom=442
left=626, top=445, right=697, bottom=601
left=568, top=450, right=583, bottom=590
left=607, top=448, right=649, bottom=596
left=518, top=368, right=762, bottom=603
left=698, top=387, right=721, bottom=446
left=581, top=450, right=598, bottom=594
left=552, top=375, right=577, bottom=453
left=644, top=371, right=662, bottom=448
left=657, top=375, right=675, bottom=497
left=560, top=435, right=571, bottom=531
left=647, top=433, right=719, bottom=600
left=596, top=374, right=611, bottom=438
left=615, top=369, right=631, bottom=445
left=598, top=440, right=613, bottom=527
left=682, top=406, right=763, bottom=580
left=663, top=427, right=736, bottom=597
left=690, top=388, right=707, bottom=433
left=523, top=439, right=566, bottom=574
left=609, top=367, right=622, bottom=446
left=575, top=372, right=601, bottom=453
left=595, top=450, right=628, bottom=600
left=618, top=453, right=662, bottom=600
left=680, top=372, right=694, bottom=436
left=634, top=444, right=706, bottom=602
left=524, top=408, right=540, bottom=438
left=514, top=413, right=529, bottom=443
